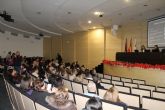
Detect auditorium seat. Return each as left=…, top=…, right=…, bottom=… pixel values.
left=21, top=94, right=36, bottom=110
left=115, top=85, right=131, bottom=93
left=124, top=82, right=138, bottom=88
left=121, top=77, right=132, bottom=83
left=74, top=93, right=90, bottom=110
left=131, top=87, right=151, bottom=104
left=71, top=82, right=84, bottom=94
left=156, top=86, right=165, bottom=92
left=112, top=80, right=123, bottom=86
left=101, top=78, right=111, bottom=83
left=153, top=91, right=165, bottom=100
left=100, top=82, right=113, bottom=89
left=63, top=79, right=72, bottom=91
left=112, top=76, right=121, bottom=81
left=35, top=102, right=49, bottom=110
left=103, top=74, right=112, bottom=79
left=142, top=96, right=165, bottom=110
left=139, top=84, right=156, bottom=95
left=102, top=100, right=125, bottom=110
left=133, top=79, right=145, bottom=85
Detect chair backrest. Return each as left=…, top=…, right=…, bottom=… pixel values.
left=83, top=84, right=88, bottom=93
left=119, top=92, right=140, bottom=108
left=124, top=82, right=138, bottom=88
left=102, top=100, right=124, bottom=110
left=101, top=78, right=111, bottom=83
left=82, top=78, right=88, bottom=84
left=133, top=79, right=145, bottom=85
left=13, top=88, right=25, bottom=110
left=153, top=91, right=165, bottom=100
left=127, top=106, right=147, bottom=110
left=68, top=91, right=75, bottom=102
left=63, top=79, right=72, bottom=91
left=156, top=86, right=165, bottom=92
left=21, top=94, right=36, bottom=110
left=131, top=87, right=151, bottom=104
left=71, top=82, right=84, bottom=94
left=115, top=85, right=131, bottom=93
left=98, top=88, right=107, bottom=98
left=112, top=76, right=121, bottom=81
left=121, top=77, right=132, bottom=83
left=100, top=82, right=113, bottom=89
left=8, top=84, right=19, bottom=110
left=139, top=84, right=156, bottom=94
left=35, top=102, right=49, bottom=110
left=74, top=93, right=90, bottom=110
left=142, top=96, right=165, bottom=110
left=112, top=80, right=123, bottom=86
left=103, top=74, right=112, bottom=79
left=98, top=73, right=104, bottom=78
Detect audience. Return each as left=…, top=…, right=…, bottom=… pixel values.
left=152, top=45, right=160, bottom=52
left=45, top=87, right=77, bottom=110
left=83, top=97, right=102, bottom=110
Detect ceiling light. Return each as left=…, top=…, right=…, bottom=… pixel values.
left=93, top=27, right=96, bottom=29
left=125, top=0, right=130, bottom=2
left=88, top=20, right=92, bottom=24
left=94, top=11, right=104, bottom=16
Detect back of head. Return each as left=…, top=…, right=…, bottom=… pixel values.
left=87, top=82, right=96, bottom=93
left=103, top=86, right=120, bottom=102
left=84, top=97, right=102, bottom=110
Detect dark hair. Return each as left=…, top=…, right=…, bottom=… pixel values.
left=48, top=75, right=63, bottom=87
left=85, top=97, right=102, bottom=110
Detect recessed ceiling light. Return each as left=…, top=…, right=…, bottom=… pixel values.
left=125, top=0, right=130, bottom=2
left=94, top=11, right=104, bottom=16
left=88, top=20, right=92, bottom=24
left=93, top=27, right=96, bottom=29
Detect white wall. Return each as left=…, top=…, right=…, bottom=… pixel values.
left=0, top=31, right=43, bottom=57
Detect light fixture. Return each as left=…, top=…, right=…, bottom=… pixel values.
left=125, top=0, right=130, bottom=2
left=93, top=27, right=96, bottom=29
left=88, top=20, right=92, bottom=24
left=94, top=11, right=104, bottom=17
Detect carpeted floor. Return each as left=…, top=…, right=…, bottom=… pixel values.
left=0, top=75, right=13, bottom=110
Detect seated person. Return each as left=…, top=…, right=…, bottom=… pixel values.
left=7, top=68, right=21, bottom=84
left=103, top=86, right=127, bottom=107
left=141, top=45, right=146, bottom=52
left=93, top=76, right=104, bottom=89
left=83, top=97, right=102, bottom=110
left=84, top=82, right=100, bottom=98
left=45, top=87, right=77, bottom=110
left=20, top=76, right=33, bottom=90
left=152, top=45, right=160, bottom=52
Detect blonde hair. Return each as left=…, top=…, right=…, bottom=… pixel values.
left=103, top=86, right=120, bottom=102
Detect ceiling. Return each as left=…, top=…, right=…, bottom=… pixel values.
left=0, top=0, right=165, bottom=37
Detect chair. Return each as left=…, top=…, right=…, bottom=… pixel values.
left=13, top=88, right=25, bottom=110
left=103, top=74, right=112, bottom=79
left=131, top=87, right=151, bottom=104
left=100, top=82, right=113, bottom=89
left=101, top=78, right=111, bottom=83
left=82, top=78, right=88, bottom=84
left=112, top=80, right=123, bottom=86
left=153, top=91, right=165, bottom=100
left=68, top=91, right=75, bottom=102
left=121, top=77, right=132, bottom=83
left=112, top=76, right=121, bottom=81
left=142, top=96, right=165, bottom=110
left=63, top=79, right=72, bottom=91
left=115, top=85, right=131, bottom=93
left=139, top=84, right=156, bottom=95
left=119, top=92, right=140, bottom=108
left=83, top=84, right=88, bottom=93
left=102, top=100, right=124, bottom=110
left=98, top=73, right=104, bottom=78
left=133, top=79, right=145, bottom=85
left=71, top=82, right=84, bottom=94
left=124, top=82, right=138, bottom=88
left=156, top=86, right=165, bottom=92
left=21, top=94, right=36, bottom=110
left=35, top=102, right=49, bottom=110
left=98, top=88, right=107, bottom=98
left=74, top=93, right=90, bottom=110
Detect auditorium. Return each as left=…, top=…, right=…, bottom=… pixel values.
left=0, top=0, right=165, bottom=110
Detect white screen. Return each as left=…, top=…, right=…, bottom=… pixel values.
left=148, top=17, right=165, bottom=47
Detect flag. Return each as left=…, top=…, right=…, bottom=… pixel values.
left=125, top=38, right=128, bottom=52
left=128, top=38, right=132, bottom=52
